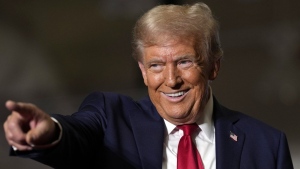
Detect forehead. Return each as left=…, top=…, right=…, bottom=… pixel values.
left=143, top=39, right=196, bottom=61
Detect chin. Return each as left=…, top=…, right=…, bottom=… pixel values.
left=165, top=112, right=195, bottom=123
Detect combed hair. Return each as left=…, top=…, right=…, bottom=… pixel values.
left=132, top=2, right=223, bottom=64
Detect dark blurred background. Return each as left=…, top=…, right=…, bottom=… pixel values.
left=0, top=0, right=299, bottom=168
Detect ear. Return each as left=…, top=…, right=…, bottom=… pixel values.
left=209, top=59, right=221, bottom=80
left=138, top=61, right=148, bottom=86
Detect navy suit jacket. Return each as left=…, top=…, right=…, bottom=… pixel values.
left=15, top=92, right=293, bottom=169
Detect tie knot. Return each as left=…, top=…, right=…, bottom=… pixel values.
left=177, top=123, right=199, bottom=136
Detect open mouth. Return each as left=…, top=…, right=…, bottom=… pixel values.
left=164, top=90, right=188, bottom=97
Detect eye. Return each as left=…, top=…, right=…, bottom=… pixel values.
left=149, top=63, right=163, bottom=72
left=178, top=60, right=193, bottom=69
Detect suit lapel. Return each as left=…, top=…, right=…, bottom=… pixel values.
left=131, top=96, right=245, bottom=169
left=130, top=97, right=165, bottom=169
left=213, top=98, right=245, bottom=169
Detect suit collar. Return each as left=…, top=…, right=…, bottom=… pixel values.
left=213, top=97, right=245, bottom=169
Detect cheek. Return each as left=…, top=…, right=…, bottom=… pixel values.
left=183, top=68, right=206, bottom=85
left=146, top=72, right=164, bottom=89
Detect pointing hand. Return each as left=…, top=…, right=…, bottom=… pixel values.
left=3, top=100, right=57, bottom=151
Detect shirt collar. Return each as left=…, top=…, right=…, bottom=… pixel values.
left=164, top=87, right=214, bottom=142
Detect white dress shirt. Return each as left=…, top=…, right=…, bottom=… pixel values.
left=162, top=90, right=216, bottom=169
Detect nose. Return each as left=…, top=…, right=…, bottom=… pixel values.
left=164, top=64, right=182, bottom=87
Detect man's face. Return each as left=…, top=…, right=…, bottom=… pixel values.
left=138, top=40, right=219, bottom=125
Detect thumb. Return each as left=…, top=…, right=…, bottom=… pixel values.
left=26, top=130, right=39, bottom=147
left=26, top=129, right=44, bottom=146
left=25, top=117, right=56, bottom=146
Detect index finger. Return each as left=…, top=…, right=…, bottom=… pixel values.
left=5, top=100, right=37, bottom=117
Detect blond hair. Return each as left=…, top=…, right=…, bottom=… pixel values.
left=132, top=2, right=223, bottom=64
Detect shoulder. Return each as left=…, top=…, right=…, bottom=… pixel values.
left=216, top=103, right=293, bottom=167
left=77, top=92, right=155, bottom=116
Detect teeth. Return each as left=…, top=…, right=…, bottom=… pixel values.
left=165, top=91, right=186, bottom=97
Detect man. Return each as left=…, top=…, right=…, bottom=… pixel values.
left=3, top=2, right=293, bottom=169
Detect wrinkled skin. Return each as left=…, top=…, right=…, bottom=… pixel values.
left=3, top=100, right=57, bottom=151
left=138, top=39, right=220, bottom=125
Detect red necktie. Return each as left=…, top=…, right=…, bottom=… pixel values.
left=177, top=124, right=204, bottom=169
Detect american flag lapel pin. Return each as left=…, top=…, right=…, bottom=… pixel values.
left=230, top=131, right=238, bottom=142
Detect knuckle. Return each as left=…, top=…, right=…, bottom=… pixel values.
left=7, top=121, right=18, bottom=130
left=7, top=140, right=14, bottom=146
left=6, top=132, right=13, bottom=140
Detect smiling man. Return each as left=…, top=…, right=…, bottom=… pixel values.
left=3, top=2, right=293, bottom=169
left=138, top=39, right=218, bottom=125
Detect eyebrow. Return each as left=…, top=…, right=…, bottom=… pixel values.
left=145, top=54, right=196, bottom=64
left=143, top=58, right=163, bottom=68
left=173, top=54, right=196, bottom=62
left=144, top=57, right=163, bottom=64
